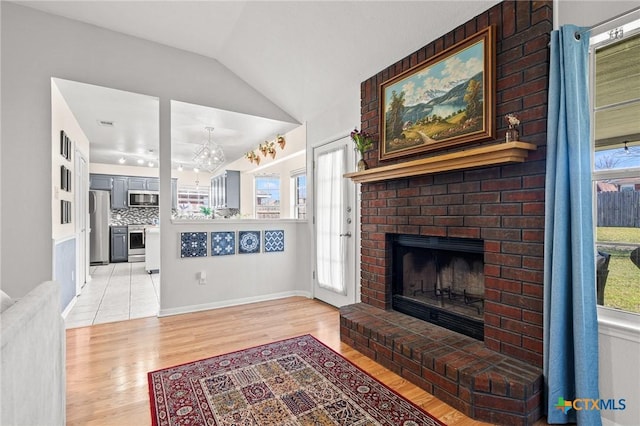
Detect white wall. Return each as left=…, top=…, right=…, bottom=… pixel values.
left=51, top=80, right=90, bottom=241
left=0, top=2, right=3, bottom=289
left=51, top=79, right=92, bottom=311
left=556, top=3, right=640, bottom=425
left=160, top=220, right=310, bottom=316
left=90, top=163, right=159, bottom=178
left=0, top=3, right=299, bottom=301
left=171, top=169, right=204, bottom=187
left=598, top=316, right=640, bottom=426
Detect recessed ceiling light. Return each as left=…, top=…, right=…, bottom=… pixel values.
left=118, top=157, right=126, bottom=164
left=137, top=159, right=145, bottom=165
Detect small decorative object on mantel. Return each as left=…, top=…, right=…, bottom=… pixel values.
left=505, top=113, right=520, bottom=142
left=351, top=127, right=374, bottom=171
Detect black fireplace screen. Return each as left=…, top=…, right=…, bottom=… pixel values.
left=391, top=235, right=485, bottom=340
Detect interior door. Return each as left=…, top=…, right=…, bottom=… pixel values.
left=313, top=137, right=357, bottom=307
left=75, top=151, right=90, bottom=294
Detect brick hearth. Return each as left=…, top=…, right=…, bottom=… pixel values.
left=341, top=305, right=543, bottom=425
left=340, top=2, right=552, bottom=425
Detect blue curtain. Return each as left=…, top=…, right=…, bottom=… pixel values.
left=543, top=25, right=601, bottom=425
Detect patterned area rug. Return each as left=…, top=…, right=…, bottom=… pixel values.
left=148, top=334, right=444, bottom=425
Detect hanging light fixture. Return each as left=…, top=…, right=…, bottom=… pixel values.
left=193, top=127, right=225, bottom=173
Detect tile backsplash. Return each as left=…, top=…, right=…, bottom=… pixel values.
left=111, top=208, right=159, bottom=226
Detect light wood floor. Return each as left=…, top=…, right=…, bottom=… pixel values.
left=66, top=296, right=548, bottom=425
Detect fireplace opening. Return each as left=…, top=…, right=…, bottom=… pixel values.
left=391, top=234, right=485, bottom=340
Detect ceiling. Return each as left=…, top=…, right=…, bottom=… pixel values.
left=27, top=0, right=502, bottom=168
left=53, top=78, right=299, bottom=170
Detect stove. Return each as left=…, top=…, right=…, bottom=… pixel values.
left=127, top=224, right=146, bottom=262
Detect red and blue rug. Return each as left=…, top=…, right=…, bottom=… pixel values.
left=148, top=334, right=444, bottom=425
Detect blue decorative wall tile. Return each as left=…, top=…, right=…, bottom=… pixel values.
left=264, top=230, right=285, bottom=252
left=238, top=231, right=260, bottom=254
left=211, top=231, right=235, bottom=256
left=181, top=232, right=207, bottom=258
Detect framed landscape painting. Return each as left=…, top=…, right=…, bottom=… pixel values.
left=379, top=26, right=495, bottom=160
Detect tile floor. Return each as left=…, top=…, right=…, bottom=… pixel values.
left=64, top=262, right=159, bottom=329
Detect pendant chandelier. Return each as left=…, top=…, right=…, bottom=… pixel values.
left=194, top=127, right=225, bottom=173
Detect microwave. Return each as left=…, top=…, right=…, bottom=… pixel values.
left=128, top=190, right=159, bottom=207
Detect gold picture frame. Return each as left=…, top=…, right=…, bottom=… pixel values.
left=379, top=26, right=495, bottom=161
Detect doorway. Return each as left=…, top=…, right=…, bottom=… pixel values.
left=313, top=136, right=357, bottom=307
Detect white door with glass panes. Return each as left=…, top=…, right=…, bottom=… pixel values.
left=313, top=137, right=357, bottom=307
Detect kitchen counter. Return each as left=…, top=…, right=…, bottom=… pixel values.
left=171, top=218, right=306, bottom=225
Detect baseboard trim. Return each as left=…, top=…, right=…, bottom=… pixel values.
left=61, top=295, right=77, bottom=318
left=157, top=291, right=313, bottom=317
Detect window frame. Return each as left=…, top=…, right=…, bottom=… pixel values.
left=254, top=174, right=281, bottom=219
left=589, top=14, right=640, bottom=330
left=290, top=168, right=307, bottom=219
left=175, top=184, right=210, bottom=212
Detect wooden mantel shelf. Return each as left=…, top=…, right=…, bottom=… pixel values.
left=344, top=141, right=537, bottom=184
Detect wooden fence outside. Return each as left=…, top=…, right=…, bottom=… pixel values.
left=597, top=191, right=640, bottom=227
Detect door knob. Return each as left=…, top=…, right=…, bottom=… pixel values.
left=339, top=232, right=352, bottom=237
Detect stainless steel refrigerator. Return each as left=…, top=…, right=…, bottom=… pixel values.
left=89, top=190, right=110, bottom=264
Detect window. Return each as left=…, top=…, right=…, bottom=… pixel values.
left=176, top=185, right=209, bottom=212
left=291, top=170, right=307, bottom=219
left=590, top=18, right=640, bottom=315
left=255, top=175, right=280, bottom=219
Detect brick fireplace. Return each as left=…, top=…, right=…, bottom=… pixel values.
left=391, top=234, right=486, bottom=340
left=339, top=1, right=551, bottom=425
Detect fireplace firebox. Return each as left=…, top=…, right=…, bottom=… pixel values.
left=392, top=234, right=484, bottom=340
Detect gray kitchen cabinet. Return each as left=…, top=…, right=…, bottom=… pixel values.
left=211, top=170, right=240, bottom=209
left=91, top=174, right=161, bottom=209
left=147, top=178, right=160, bottom=191
left=111, top=177, right=129, bottom=209
left=110, top=226, right=128, bottom=263
left=90, top=174, right=112, bottom=190
left=127, top=177, right=147, bottom=190
left=128, top=176, right=159, bottom=191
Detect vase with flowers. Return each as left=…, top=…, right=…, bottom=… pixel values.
left=505, top=113, right=520, bottom=142
left=350, top=127, right=374, bottom=171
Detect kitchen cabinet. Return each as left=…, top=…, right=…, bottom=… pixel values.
left=90, top=174, right=163, bottom=209
left=128, top=177, right=159, bottom=191
left=90, top=174, right=112, bottom=190
left=111, top=177, right=129, bottom=209
left=110, top=226, right=128, bottom=263
left=147, top=178, right=160, bottom=191
left=211, top=170, right=240, bottom=209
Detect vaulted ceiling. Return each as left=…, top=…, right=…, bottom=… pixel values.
left=22, top=0, right=502, bottom=166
